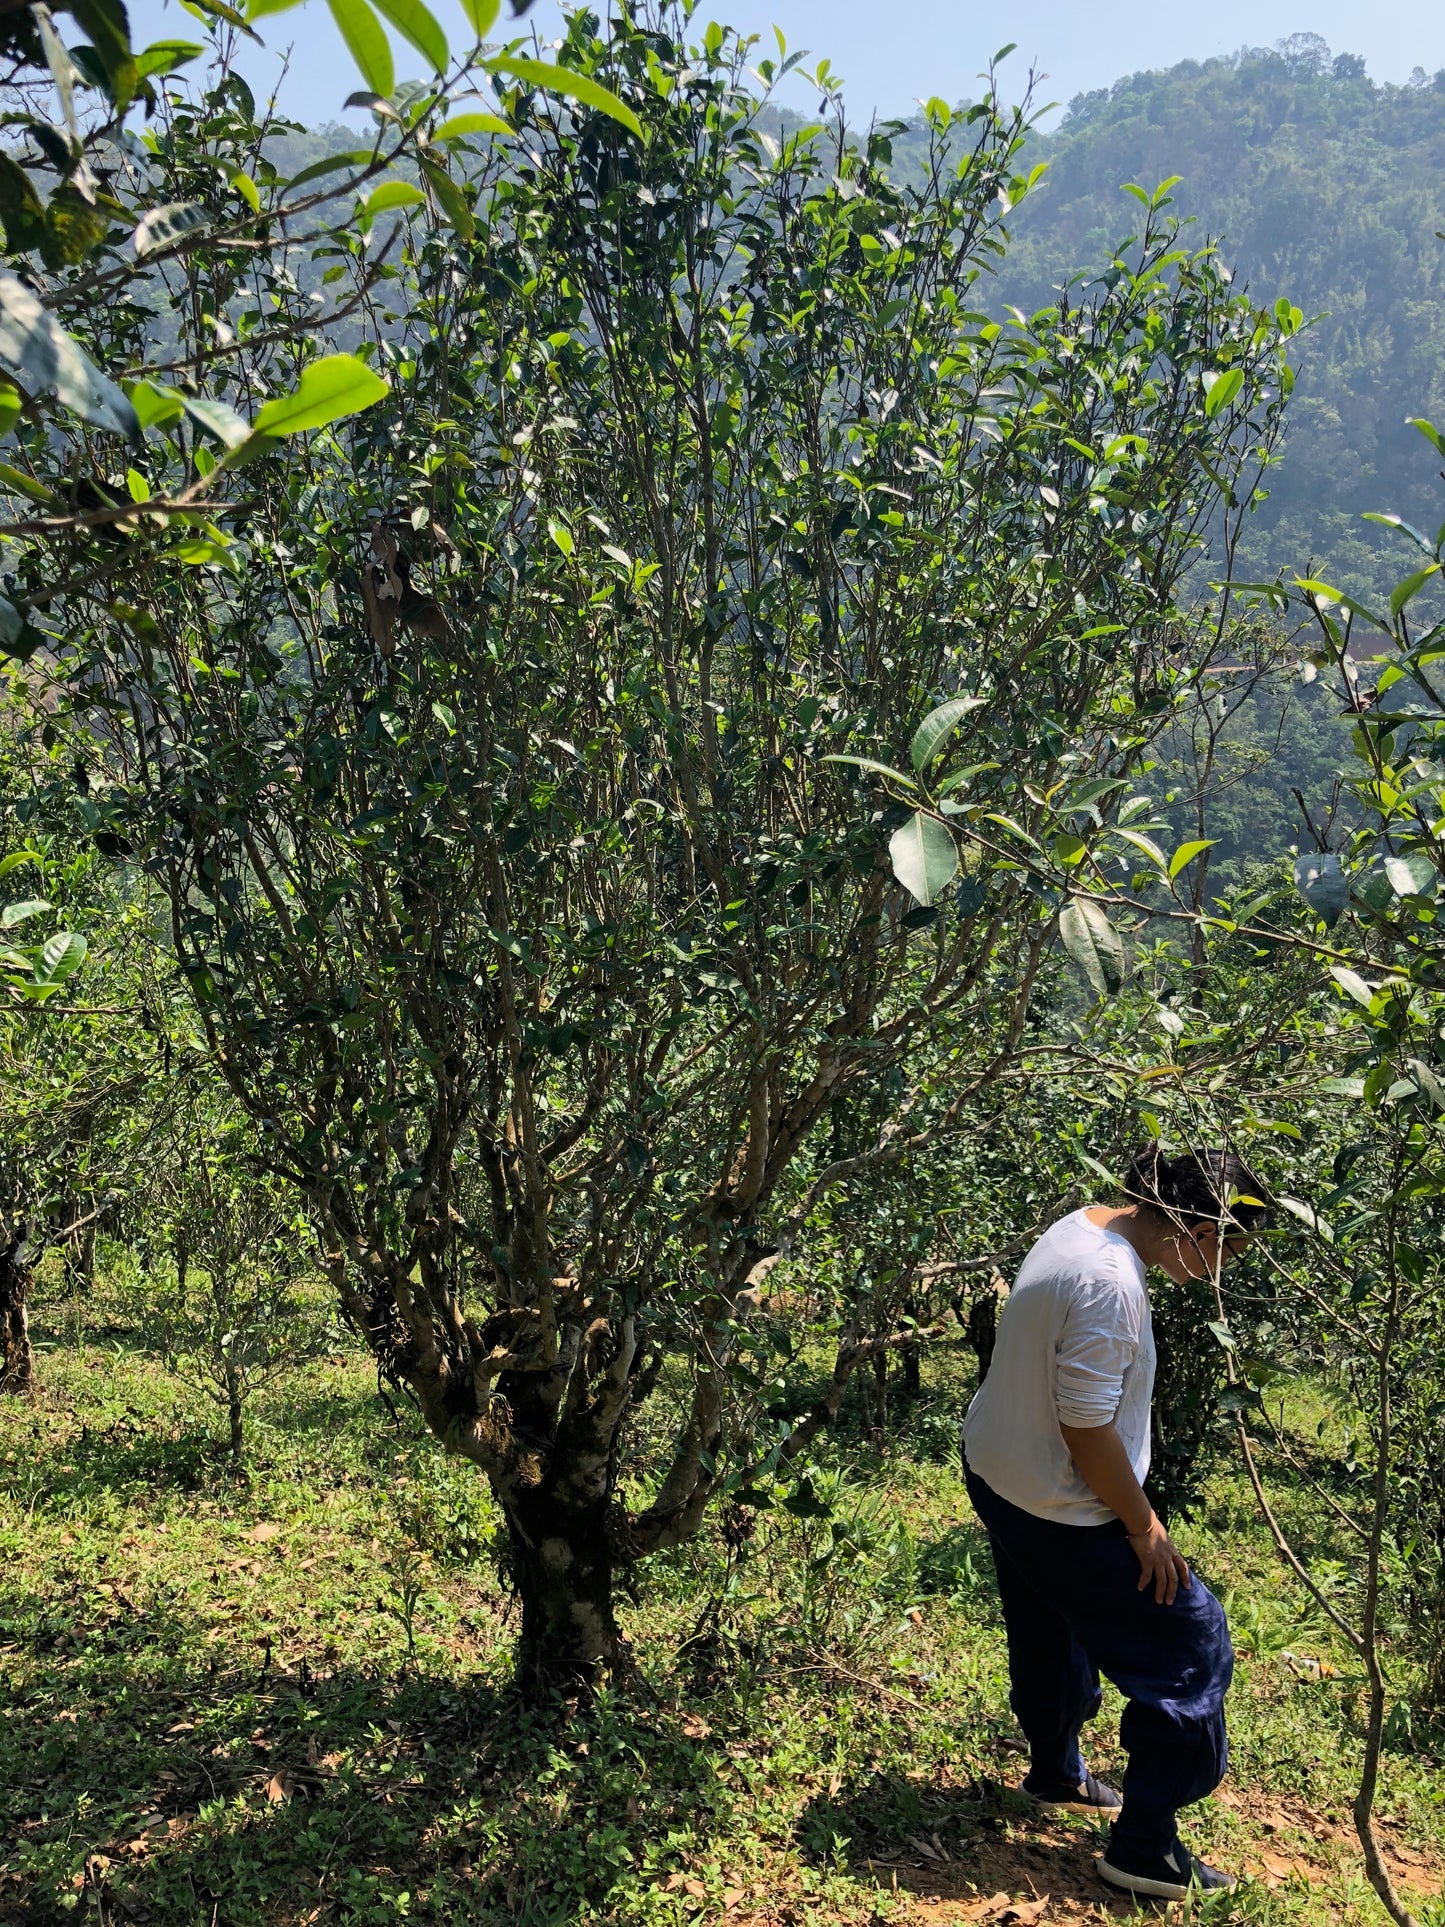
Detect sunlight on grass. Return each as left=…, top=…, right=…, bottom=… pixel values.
left=1, top=1275, right=1442, bottom=1926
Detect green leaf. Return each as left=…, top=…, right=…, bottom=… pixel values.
left=369, top=0, right=446, bottom=70
left=1293, top=577, right=1391, bottom=630
left=1203, top=368, right=1244, bottom=417
left=326, top=0, right=395, bottom=101
left=1058, top=897, right=1126, bottom=997
left=888, top=811, right=958, bottom=907
left=1361, top=512, right=1437, bottom=556
left=135, top=38, right=204, bottom=78
left=1388, top=563, right=1440, bottom=620
left=1276, top=1194, right=1333, bottom=1242
left=183, top=393, right=250, bottom=450
left=908, top=694, right=986, bottom=773
left=1406, top=417, right=1445, bottom=460
left=1113, top=827, right=1167, bottom=871
left=362, top=180, right=426, bottom=215
left=249, top=353, right=390, bottom=437
left=172, top=536, right=237, bottom=569
left=821, top=754, right=920, bottom=792
left=1076, top=1151, right=1121, bottom=1189
left=187, top=0, right=257, bottom=27
left=1385, top=852, right=1437, bottom=900
left=125, top=378, right=184, bottom=432
left=1407, top=1057, right=1445, bottom=1110
left=0, top=272, right=140, bottom=445
left=1293, top=852, right=1348, bottom=926
left=67, top=0, right=138, bottom=111
left=230, top=169, right=261, bottom=212
left=418, top=156, right=475, bottom=237
left=0, top=382, right=22, bottom=439
left=1168, top=837, right=1215, bottom=880
left=488, top=56, right=643, bottom=142
left=1328, top=964, right=1375, bottom=1008
left=0, top=460, right=57, bottom=505
left=0, top=897, right=49, bottom=927
left=247, top=0, right=305, bottom=17
left=134, top=201, right=210, bottom=259
left=0, top=851, right=40, bottom=879
left=35, top=930, right=87, bottom=983
left=431, top=110, right=513, bottom=142
left=456, top=0, right=500, bottom=33
left=284, top=150, right=375, bottom=191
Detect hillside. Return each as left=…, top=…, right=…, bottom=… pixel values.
left=997, top=35, right=1445, bottom=597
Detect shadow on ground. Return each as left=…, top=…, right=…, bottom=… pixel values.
left=1, top=1598, right=806, bottom=1927
left=797, top=1769, right=1136, bottom=1921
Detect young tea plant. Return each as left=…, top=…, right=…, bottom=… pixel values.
left=138, top=1126, right=333, bottom=1470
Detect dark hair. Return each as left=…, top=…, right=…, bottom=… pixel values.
left=1123, top=1146, right=1270, bottom=1233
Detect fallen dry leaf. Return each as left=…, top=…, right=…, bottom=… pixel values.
left=1006, top=1901, right=1050, bottom=1925
left=679, top=1712, right=711, bottom=1740
left=265, top=1767, right=299, bottom=1804
left=957, top=1894, right=1012, bottom=1922
left=247, top=1523, right=282, bottom=1543
left=722, top=1890, right=747, bottom=1910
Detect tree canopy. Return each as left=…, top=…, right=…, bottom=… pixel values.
left=1, top=2, right=1296, bottom=1677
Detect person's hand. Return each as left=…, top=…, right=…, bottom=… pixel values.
left=1127, top=1516, right=1191, bottom=1604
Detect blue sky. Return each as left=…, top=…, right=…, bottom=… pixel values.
left=128, top=0, right=1445, bottom=128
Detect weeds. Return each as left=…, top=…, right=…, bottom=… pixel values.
left=1, top=1284, right=1442, bottom=1925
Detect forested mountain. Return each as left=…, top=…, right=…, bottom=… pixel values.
left=998, top=34, right=1445, bottom=596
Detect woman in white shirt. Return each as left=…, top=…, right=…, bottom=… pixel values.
left=961, top=1147, right=1267, bottom=1902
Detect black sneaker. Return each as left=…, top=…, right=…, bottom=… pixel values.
left=1021, top=1767, right=1123, bottom=1816
left=1097, top=1834, right=1238, bottom=1901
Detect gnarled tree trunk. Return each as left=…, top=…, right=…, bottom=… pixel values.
left=0, top=1240, right=35, bottom=1395
left=504, top=1486, right=627, bottom=1686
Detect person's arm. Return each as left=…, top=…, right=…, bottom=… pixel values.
left=1059, top=1420, right=1191, bottom=1605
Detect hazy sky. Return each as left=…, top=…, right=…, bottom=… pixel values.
left=125, top=0, right=1445, bottom=128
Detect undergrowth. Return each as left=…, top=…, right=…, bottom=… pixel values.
left=1, top=1275, right=1442, bottom=1927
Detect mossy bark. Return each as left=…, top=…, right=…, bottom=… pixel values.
left=505, top=1489, right=627, bottom=1687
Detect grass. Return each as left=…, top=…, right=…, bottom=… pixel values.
left=1, top=1277, right=1443, bottom=1927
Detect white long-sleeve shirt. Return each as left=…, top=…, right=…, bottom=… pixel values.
left=961, top=1210, right=1155, bottom=1524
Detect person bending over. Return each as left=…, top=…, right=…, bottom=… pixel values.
left=961, top=1146, right=1268, bottom=1902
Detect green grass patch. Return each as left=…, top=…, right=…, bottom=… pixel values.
left=2, top=1290, right=1443, bottom=1926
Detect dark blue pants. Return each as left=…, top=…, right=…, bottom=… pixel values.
left=965, top=1463, right=1232, bottom=1856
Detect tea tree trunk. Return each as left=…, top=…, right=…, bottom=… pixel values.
left=0, top=1241, right=34, bottom=1395
left=505, top=1488, right=627, bottom=1685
